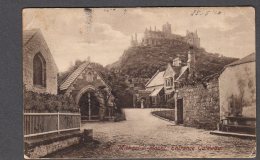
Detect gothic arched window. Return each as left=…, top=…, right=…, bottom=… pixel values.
left=33, top=53, right=46, bottom=87
left=86, top=72, right=94, bottom=82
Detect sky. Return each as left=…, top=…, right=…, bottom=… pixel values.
left=23, top=7, right=255, bottom=72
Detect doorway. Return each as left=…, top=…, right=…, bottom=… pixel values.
left=78, top=90, right=100, bottom=120
left=177, top=98, right=183, bottom=124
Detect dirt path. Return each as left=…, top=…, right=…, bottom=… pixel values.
left=50, top=108, right=256, bottom=158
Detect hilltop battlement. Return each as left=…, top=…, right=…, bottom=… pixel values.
left=130, top=22, right=200, bottom=48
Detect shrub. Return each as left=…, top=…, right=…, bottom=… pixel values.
left=23, top=89, right=79, bottom=113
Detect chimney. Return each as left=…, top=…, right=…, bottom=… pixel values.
left=187, top=46, right=195, bottom=77
left=172, top=57, right=181, bottom=67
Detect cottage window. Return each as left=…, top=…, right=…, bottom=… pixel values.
left=33, top=53, right=46, bottom=87
left=170, top=77, right=173, bottom=86
left=165, top=77, right=173, bottom=87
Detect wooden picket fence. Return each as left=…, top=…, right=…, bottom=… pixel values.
left=24, top=110, right=81, bottom=138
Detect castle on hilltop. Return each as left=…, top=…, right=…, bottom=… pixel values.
left=130, top=22, right=200, bottom=48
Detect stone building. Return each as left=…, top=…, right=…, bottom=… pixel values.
left=142, top=70, right=165, bottom=107
left=132, top=22, right=200, bottom=48
left=219, top=53, right=256, bottom=119
left=135, top=48, right=193, bottom=108
left=23, top=29, right=58, bottom=95
left=173, top=54, right=256, bottom=131
left=217, top=53, right=256, bottom=134
left=173, top=47, right=221, bottom=130
left=175, top=77, right=220, bottom=130
left=59, top=61, right=115, bottom=120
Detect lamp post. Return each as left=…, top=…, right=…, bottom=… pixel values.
left=174, top=89, right=179, bottom=124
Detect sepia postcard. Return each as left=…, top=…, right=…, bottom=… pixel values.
left=22, top=7, right=256, bottom=159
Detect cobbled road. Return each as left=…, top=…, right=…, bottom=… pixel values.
left=50, top=108, right=256, bottom=158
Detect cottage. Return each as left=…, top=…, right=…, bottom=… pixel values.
left=135, top=48, right=192, bottom=108
left=218, top=53, right=256, bottom=134
left=23, top=29, right=58, bottom=94
left=59, top=60, right=115, bottom=120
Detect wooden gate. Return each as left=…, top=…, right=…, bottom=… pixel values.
left=177, top=98, right=183, bottom=124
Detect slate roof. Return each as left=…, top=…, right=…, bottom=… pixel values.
left=59, top=62, right=89, bottom=90
left=145, top=63, right=190, bottom=88
left=149, top=86, right=164, bottom=96
left=226, top=53, right=255, bottom=67
left=59, top=62, right=111, bottom=91
left=175, top=66, right=189, bottom=81
left=145, top=70, right=165, bottom=87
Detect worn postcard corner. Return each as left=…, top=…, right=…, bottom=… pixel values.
left=23, top=7, right=256, bottom=159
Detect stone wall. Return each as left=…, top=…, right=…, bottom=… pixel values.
left=219, top=61, right=256, bottom=119
left=27, top=136, right=81, bottom=158
left=23, top=30, right=58, bottom=94
left=25, top=130, right=93, bottom=158
left=177, top=79, right=219, bottom=130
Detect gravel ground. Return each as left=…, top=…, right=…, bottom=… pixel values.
left=50, top=108, right=256, bottom=159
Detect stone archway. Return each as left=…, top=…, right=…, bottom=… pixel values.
left=76, top=85, right=106, bottom=120
left=79, top=89, right=99, bottom=120
left=59, top=62, right=114, bottom=121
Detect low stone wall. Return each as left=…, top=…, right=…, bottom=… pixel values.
left=25, top=130, right=93, bottom=158
left=28, top=136, right=81, bottom=158
left=178, top=80, right=219, bottom=130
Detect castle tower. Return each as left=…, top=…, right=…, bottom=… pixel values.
left=187, top=46, right=196, bottom=77
left=185, top=30, right=200, bottom=48
left=162, top=22, right=172, bottom=34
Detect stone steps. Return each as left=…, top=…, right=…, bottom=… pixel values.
left=210, top=130, right=256, bottom=139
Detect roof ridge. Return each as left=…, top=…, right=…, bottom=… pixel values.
left=175, top=66, right=188, bottom=81
left=23, top=29, right=39, bottom=46
left=59, top=63, right=83, bottom=86
left=226, top=53, right=255, bottom=67
left=145, top=70, right=160, bottom=87
left=59, top=62, right=89, bottom=90
left=95, top=70, right=111, bottom=91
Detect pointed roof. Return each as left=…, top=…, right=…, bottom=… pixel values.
left=59, top=62, right=111, bottom=91
left=163, top=63, right=176, bottom=77
left=175, top=66, right=189, bottom=81
left=149, top=86, right=164, bottom=97
left=226, top=53, right=255, bottom=67
left=23, top=29, right=58, bottom=72
left=23, top=29, right=39, bottom=45
left=59, top=62, right=89, bottom=90
left=145, top=70, right=165, bottom=87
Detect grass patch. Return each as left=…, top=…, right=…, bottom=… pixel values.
left=152, top=110, right=175, bottom=121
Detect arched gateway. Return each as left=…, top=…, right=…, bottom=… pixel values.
left=59, top=62, right=114, bottom=121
